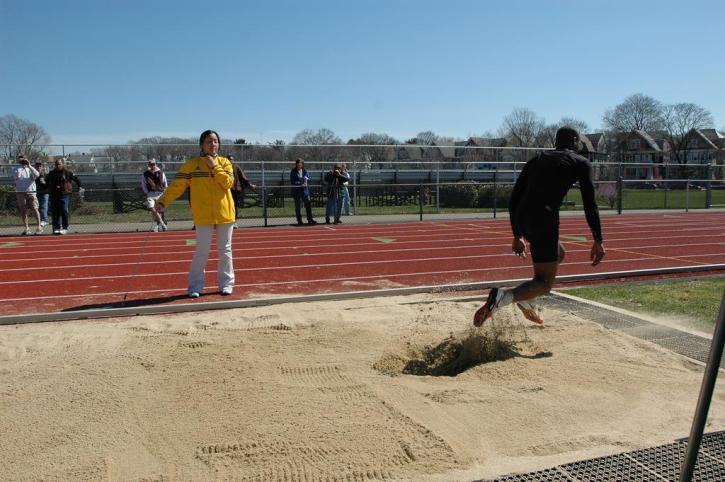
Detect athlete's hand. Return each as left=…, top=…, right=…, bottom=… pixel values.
left=512, top=237, right=527, bottom=259
left=590, top=241, right=605, bottom=266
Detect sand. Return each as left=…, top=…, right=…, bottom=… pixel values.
left=1, top=293, right=724, bottom=481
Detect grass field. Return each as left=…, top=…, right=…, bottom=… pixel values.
left=562, top=277, right=725, bottom=327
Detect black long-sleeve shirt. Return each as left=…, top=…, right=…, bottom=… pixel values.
left=508, top=150, right=603, bottom=243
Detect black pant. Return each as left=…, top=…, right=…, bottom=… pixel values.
left=293, top=196, right=313, bottom=223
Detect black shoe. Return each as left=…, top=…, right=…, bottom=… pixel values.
left=296, top=221, right=304, bottom=226
left=307, top=220, right=317, bottom=225
left=334, top=219, right=342, bottom=224
left=325, top=218, right=330, bottom=224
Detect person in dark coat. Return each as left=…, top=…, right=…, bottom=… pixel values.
left=45, top=158, right=82, bottom=235
left=289, top=158, right=316, bottom=225
left=228, top=155, right=255, bottom=228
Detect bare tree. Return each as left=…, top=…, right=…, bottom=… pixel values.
left=290, top=128, right=342, bottom=167
left=500, top=108, right=546, bottom=147
left=540, top=117, right=590, bottom=147
left=602, top=93, right=664, bottom=132
left=347, top=132, right=398, bottom=166
left=0, top=114, right=51, bottom=159
left=661, top=102, right=715, bottom=165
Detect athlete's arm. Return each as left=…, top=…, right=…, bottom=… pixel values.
left=577, top=158, right=605, bottom=266
left=508, top=162, right=530, bottom=238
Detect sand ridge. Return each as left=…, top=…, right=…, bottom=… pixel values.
left=0, top=293, right=723, bottom=481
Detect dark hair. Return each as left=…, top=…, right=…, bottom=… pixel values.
left=295, top=158, right=304, bottom=164
left=199, top=129, right=220, bottom=145
left=555, top=127, right=579, bottom=150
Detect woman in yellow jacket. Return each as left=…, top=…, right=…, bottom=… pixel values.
left=157, top=130, right=235, bottom=298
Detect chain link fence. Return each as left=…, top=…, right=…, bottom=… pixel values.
left=1, top=144, right=723, bottom=233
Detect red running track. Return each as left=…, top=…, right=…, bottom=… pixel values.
left=1, top=212, right=724, bottom=317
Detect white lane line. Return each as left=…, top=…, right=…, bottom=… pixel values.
left=3, top=261, right=723, bottom=303
left=4, top=240, right=725, bottom=272
left=4, top=231, right=723, bottom=265
left=2, top=252, right=721, bottom=288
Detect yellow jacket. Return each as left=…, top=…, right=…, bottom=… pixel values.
left=158, top=156, right=235, bottom=225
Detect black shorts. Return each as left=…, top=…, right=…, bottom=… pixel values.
left=521, top=224, right=560, bottom=263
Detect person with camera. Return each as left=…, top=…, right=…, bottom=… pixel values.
left=323, top=163, right=350, bottom=225
left=290, top=158, right=317, bottom=226
left=142, top=159, right=168, bottom=232
left=45, top=158, right=82, bottom=235
left=12, top=154, right=42, bottom=235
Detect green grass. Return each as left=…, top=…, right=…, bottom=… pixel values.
left=562, top=278, right=725, bottom=326
left=563, top=188, right=725, bottom=211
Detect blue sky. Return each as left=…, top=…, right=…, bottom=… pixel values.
left=2, top=0, right=724, bottom=145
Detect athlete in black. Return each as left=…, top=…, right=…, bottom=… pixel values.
left=474, top=127, right=605, bottom=326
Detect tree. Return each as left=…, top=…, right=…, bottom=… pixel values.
left=0, top=114, right=51, bottom=160
left=347, top=132, right=399, bottom=165
left=290, top=128, right=342, bottom=165
left=661, top=102, right=714, bottom=165
left=499, top=108, right=546, bottom=147
left=541, top=117, right=590, bottom=147
left=602, top=93, right=664, bottom=132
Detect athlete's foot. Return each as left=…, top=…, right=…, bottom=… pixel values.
left=516, top=300, right=544, bottom=325
left=474, top=287, right=508, bottom=327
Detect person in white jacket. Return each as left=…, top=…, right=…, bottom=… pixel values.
left=12, top=154, right=42, bottom=235
left=141, top=159, right=168, bottom=231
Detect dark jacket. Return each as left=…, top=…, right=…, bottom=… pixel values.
left=324, top=170, right=350, bottom=198
left=46, top=169, right=81, bottom=197
left=508, top=150, right=602, bottom=242
left=290, top=167, right=311, bottom=199
left=232, top=164, right=252, bottom=192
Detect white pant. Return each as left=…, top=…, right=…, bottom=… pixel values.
left=188, top=223, right=235, bottom=293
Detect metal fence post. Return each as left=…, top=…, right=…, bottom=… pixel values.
left=419, top=183, right=423, bottom=221
left=617, top=177, right=623, bottom=214
left=706, top=164, right=713, bottom=209
left=685, top=181, right=690, bottom=213
left=262, top=157, right=268, bottom=227
left=679, top=292, right=725, bottom=482
left=493, top=169, right=497, bottom=219
left=436, top=162, right=440, bottom=212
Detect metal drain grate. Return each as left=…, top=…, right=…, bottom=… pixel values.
left=480, top=467, right=572, bottom=482
left=558, top=452, right=661, bottom=481
left=543, top=294, right=716, bottom=364
left=627, top=441, right=725, bottom=482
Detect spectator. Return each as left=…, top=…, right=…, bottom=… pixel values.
left=34, top=162, right=49, bottom=228
left=340, top=163, right=351, bottom=216
left=228, top=155, right=255, bottom=229
left=142, top=159, right=168, bottom=232
left=324, top=163, right=350, bottom=225
left=12, top=154, right=42, bottom=235
left=289, top=158, right=317, bottom=226
left=157, top=129, right=236, bottom=298
left=45, top=158, right=82, bottom=235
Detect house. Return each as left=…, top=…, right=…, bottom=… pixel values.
left=612, top=130, right=670, bottom=180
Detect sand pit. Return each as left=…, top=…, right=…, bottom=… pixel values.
left=1, top=293, right=724, bottom=481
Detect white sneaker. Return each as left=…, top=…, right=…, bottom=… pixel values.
left=40, top=221, right=47, bottom=227
left=188, top=292, right=200, bottom=299
left=516, top=300, right=544, bottom=325
left=220, top=287, right=233, bottom=296
left=34, top=226, right=43, bottom=235
left=152, top=224, right=159, bottom=232
left=53, top=229, right=61, bottom=235
left=60, top=229, right=67, bottom=235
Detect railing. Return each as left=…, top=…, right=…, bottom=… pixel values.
left=1, top=144, right=723, bottom=233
